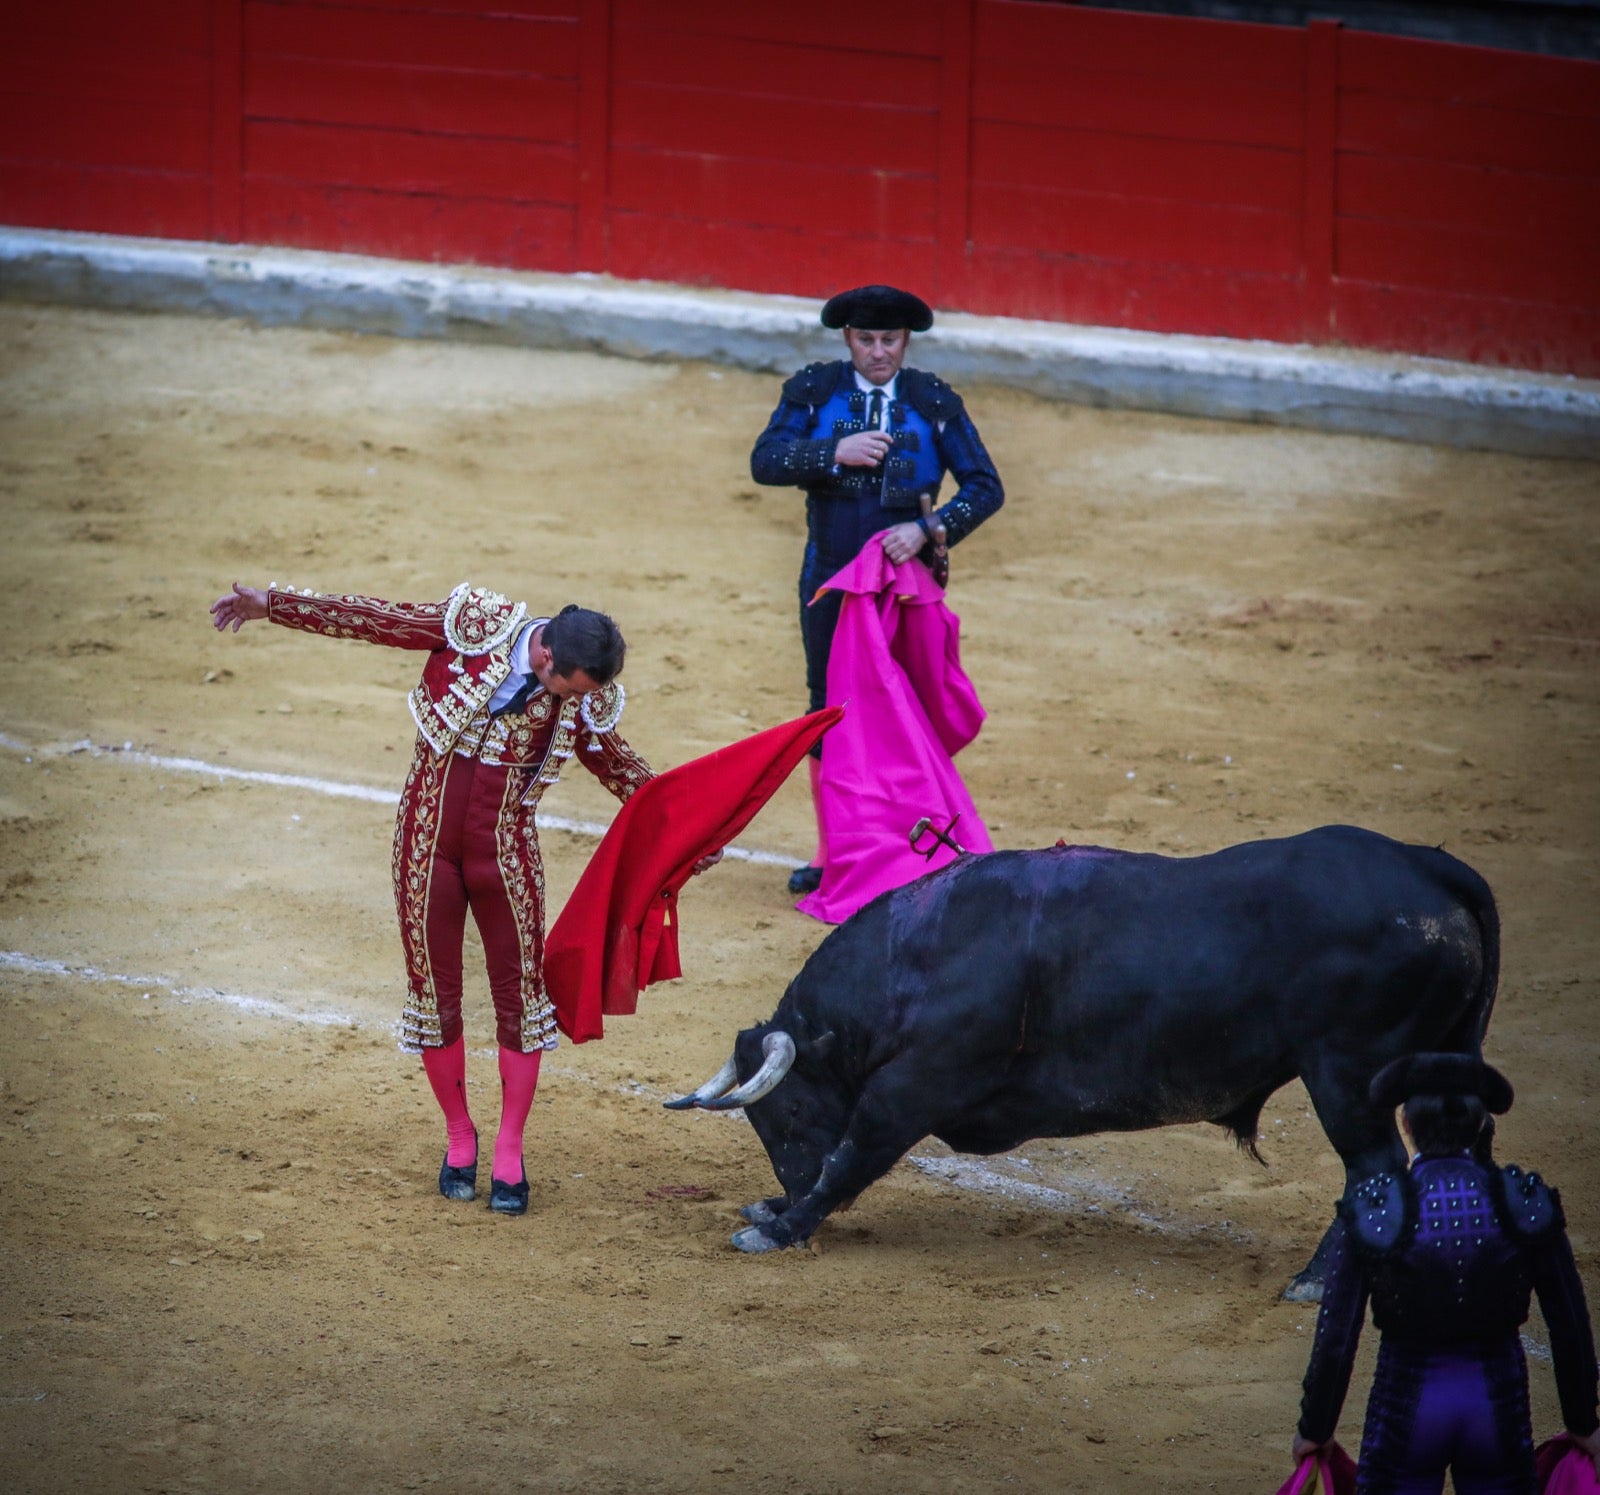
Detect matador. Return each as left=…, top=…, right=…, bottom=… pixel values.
left=209, top=580, right=696, bottom=1216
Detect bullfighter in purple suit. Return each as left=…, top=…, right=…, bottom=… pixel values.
left=1294, top=1053, right=1599, bottom=1493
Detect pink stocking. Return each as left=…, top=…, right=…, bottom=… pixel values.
left=808, top=754, right=829, bottom=867
left=493, top=1045, right=542, bottom=1185
left=420, top=1038, right=477, bottom=1167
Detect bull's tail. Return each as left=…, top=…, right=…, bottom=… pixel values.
left=1212, top=1086, right=1275, bottom=1167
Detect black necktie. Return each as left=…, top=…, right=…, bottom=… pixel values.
left=869, top=388, right=891, bottom=500
left=491, top=675, right=539, bottom=719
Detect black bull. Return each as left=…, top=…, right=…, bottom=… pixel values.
left=667, top=827, right=1498, bottom=1291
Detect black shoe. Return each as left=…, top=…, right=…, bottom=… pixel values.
left=787, top=864, right=823, bottom=895
left=438, top=1154, right=477, bottom=1202
left=488, top=1174, right=529, bottom=1215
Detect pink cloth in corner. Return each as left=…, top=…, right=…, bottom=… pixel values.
left=797, top=543, right=992, bottom=925
left=1538, top=1436, right=1600, bottom=1494
left=1272, top=1445, right=1356, bottom=1495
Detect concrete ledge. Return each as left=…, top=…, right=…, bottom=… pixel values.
left=4, top=226, right=1597, bottom=460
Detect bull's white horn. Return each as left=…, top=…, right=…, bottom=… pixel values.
left=662, top=1053, right=740, bottom=1111
left=700, top=1032, right=796, bottom=1111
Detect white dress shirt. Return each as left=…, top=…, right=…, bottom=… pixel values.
left=853, top=368, right=898, bottom=425
left=486, top=619, right=542, bottom=715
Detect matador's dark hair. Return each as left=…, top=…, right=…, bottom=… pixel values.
left=542, top=605, right=625, bottom=685
left=1369, top=1052, right=1512, bottom=1159
left=1403, top=1092, right=1490, bottom=1158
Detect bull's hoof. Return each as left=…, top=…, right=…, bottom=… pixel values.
left=1281, top=1271, right=1326, bottom=1304
left=730, top=1225, right=786, bottom=1253
left=738, top=1200, right=779, bottom=1227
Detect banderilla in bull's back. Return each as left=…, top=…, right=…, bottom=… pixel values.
left=665, top=824, right=1500, bottom=1298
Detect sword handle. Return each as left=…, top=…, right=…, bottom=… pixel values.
left=918, top=494, right=949, bottom=589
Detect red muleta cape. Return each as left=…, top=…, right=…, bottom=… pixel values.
left=544, top=707, right=843, bottom=1043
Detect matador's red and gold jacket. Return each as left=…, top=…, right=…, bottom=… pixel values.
left=265, top=581, right=652, bottom=804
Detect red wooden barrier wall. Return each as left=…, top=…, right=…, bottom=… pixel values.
left=2, top=0, right=1596, bottom=374
left=2, top=2, right=215, bottom=240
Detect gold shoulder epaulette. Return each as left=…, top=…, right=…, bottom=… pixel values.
left=443, top=583, right=526, bottom=656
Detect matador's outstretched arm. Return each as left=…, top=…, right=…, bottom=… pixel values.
left=210, top=583, right=449, bottom=650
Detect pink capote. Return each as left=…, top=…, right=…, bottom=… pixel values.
left=1538, top=1436, right=1600, bottom=1494
left=1272, top=1445, right=1356, bottom=1495
left=797, top=542, right=992, bottom=925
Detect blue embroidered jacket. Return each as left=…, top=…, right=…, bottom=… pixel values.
left=750, top=360, right=1003, bottom=569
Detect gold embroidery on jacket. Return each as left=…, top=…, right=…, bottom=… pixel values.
left=443, top=583, right=526, bottom=655
left=267, top=586, right=448, bottom=648
left=580, top=681, right=626, bottom=734
left=590, top=729, right=654, bottom=803
left=395, top=741, right=450, bottom=1052
left=407, top=648, right=516, bottom=757
left=494, top=771, right=559, bottom=1053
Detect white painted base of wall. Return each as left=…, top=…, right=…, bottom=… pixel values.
left=3, top=226, right=1596, bottom=458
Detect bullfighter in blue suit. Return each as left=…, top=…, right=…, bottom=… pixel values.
left=750, top=284, right=1004, bottom=895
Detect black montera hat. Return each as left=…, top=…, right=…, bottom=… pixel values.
left=820, top=285, right=934, bottom=333
left=1370, top=1052, right=1514, bottom=1114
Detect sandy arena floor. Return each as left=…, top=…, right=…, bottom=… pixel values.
left=0, top=303, right=1596, bottom=1493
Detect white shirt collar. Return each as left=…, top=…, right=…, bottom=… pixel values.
left=852, top=368, right=899, bottom=401
left=510, top=619, right=535, bottom=677
left=485, top=619, right=544, bottom=717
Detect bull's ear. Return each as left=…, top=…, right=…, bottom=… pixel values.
left=799, top=1029, right=836, bottom=1060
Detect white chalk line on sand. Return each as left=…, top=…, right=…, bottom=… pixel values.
left=1, top=946, right=1222, bottom=1236
left=0, top=949, right=361, bottom=1028
left=0, top=731, right=803, bottom=868
left=0, top=731, right=1238, bottom=1240
left=908, top=1155, right=1245, bottom=1240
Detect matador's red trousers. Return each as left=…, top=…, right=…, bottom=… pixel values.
left=393, top=743, right=557, bottom=1054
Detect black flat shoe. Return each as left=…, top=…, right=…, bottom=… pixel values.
left=787, top=864, right=823, bottom=895
left=438, top=1155, right=478, bottom=1202
left=488, top=1175, right=529, bottom=1215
